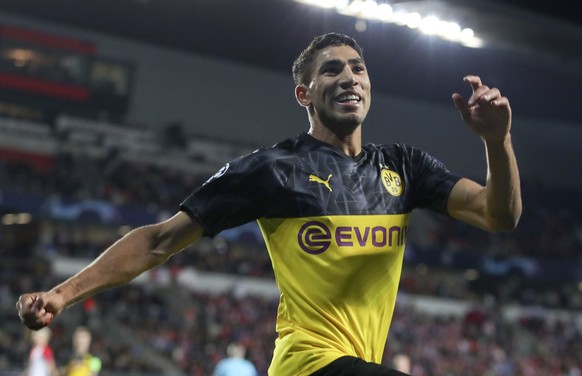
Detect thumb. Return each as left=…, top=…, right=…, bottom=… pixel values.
left=452, top=93, right=471, bottom=122
left=31, top=294, right=45, bottom=311
left=32, top=294, right=56, bottom=322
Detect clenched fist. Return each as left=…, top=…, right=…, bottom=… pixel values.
left=16, top=292, right=63, bottom=330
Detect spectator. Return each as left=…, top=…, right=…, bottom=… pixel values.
left=213, top=342, right=257, bottom=376
left=23, top=326, right=59, bottom=376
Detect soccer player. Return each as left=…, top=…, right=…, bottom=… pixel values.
left=63, top=326, right=101, bottom=376
left=17, top=33, right=521, bottom=375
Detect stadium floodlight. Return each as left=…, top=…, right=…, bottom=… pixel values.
left=376, top=3, right=393, bottom=21
left=294, top=0, right=335, bottom=8
left=361, top=0, right=378, bottom=18
left=439, top=21, right=462, bottom=41
left=459, top=28, right=484, bottom=48
left=335, top=0, right=350, bottom=10
left=338, top=0, right=364, bottom=16
left=292, top=0, right=483, bottom=48
left=419, top=15, right=440, bottom=35
left=404, top=12, right=422, bottom=29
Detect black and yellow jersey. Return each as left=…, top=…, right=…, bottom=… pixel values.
left=180, top=132, right=461, bottom=375
left=65, top=354, right=102, bottom=376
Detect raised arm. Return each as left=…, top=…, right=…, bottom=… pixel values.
left=17, top=211, right=203, bottom=330
left=447, top=75, right=522, bottom=232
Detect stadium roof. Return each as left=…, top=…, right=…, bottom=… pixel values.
left=1, top=0, right=581, bottom=125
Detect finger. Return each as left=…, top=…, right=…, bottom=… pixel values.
left=30, top=295, right=54, bottom=323
left=463, top=75, right=483, bottom=92
left=464, top=75, right=496, bottom=107
left=31, top=295, right=45, bottom=311
left=474, top=88, right=501, bottom=107
left=488, top=96, right=511, bottom=114
left=27, top=319, right=49, bottom=331
left=17, top=293, right=53, bottom=330
left=491, top=96, right=509, bottom=107
left=22, top=310, right=52, bottom=330
left=451, top=93, right=471, bottom=122
left=16, top=294, right=35, bottom=314
left=468, top=86, right=492, bottom=107
left=482, top=88, right=501, bottom=101
left=39, top=310, right=54, bottom=325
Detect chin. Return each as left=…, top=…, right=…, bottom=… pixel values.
left=319, top=112, right=364, bottom=132
left=340, top=114, right=364, bottom=127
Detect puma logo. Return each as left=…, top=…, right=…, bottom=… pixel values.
left=309, top=174, right=333, bottom=192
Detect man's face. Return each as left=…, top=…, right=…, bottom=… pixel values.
left=73, top=331, right=91, bottom=354
left=303, top=45, right=371, bottom=130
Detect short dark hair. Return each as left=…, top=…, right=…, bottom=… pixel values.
left=292, top=32, right=364, bottom=86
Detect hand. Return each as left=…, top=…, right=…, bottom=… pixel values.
left=452, top=75, right=512, bottom=142
left=16, top=292, right=64, bottom=330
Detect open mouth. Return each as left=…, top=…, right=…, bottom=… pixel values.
left=335, top=93, right=361, bottom=105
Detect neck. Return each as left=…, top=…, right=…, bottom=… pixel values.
left=308, top=122, right=362, bottom=157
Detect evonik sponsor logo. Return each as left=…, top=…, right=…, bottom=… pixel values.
left=297, top=220, right=407, bottom=254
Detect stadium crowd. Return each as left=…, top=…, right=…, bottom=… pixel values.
left=2, top=264, right=581, bottom=375
left=1, top=149, right=581, bottom=264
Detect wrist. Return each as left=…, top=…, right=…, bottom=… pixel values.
left=483, top=132, right=512, bottom=147
left=47, top=284, right=73, bottom=311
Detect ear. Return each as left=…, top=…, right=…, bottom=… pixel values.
left=295, top=85, right=311, bottom=107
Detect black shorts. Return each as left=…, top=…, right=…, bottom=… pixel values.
left=310, top=356, right=410, bottom=376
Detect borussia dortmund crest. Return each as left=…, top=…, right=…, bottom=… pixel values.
left=380, top=168, right=404, bottom=196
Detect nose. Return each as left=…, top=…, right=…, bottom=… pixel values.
left=339, top=66, right=358, bottom=88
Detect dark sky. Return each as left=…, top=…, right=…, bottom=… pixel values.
left=494, top=0, right=581, bottom=25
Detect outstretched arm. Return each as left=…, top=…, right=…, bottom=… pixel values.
left=17, top=211, right=203, bottom=330
left=447, top=75, right=522, bottom=232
